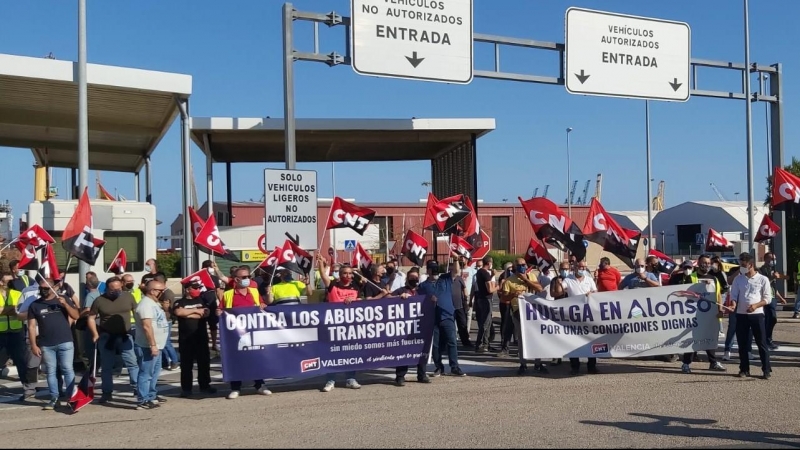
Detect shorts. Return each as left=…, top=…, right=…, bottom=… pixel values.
left=208, top=314, right=219, bottom=331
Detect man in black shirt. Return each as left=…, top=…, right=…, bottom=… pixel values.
left=474, top=256, right=498, bottom=353
left=28, top=279, right=80, bottom=410
left=201, top=260, right=223, bottom=352
left=389, top=269, right=430, bottom=386
left=172, top=281, right=217, bottom=397
left=361, top=264, right=390, bottom=299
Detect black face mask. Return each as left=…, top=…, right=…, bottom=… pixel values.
left=124, top=282, right=134, bottom=290
left=407, top=279, right=419, bottom=288
left=386, top=267, right=395, bottom=276
left=38, top=289, right=51, bottom=298
left=106, top=290, right=121, bottom=300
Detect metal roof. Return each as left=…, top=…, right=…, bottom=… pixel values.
left=189, top=117, right=496, bottom=163
left=0, top=53, right=192, bottom=173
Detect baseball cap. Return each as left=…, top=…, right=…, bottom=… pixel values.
left=680, top=260, right=693, bottom=268
left=425, top=260, right=439, bottom=271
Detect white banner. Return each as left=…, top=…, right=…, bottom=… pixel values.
left=520, top=283, right=720, bottom=359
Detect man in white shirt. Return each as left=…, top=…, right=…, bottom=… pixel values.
left=730, top=252, right=772, bottom=379
left=550, top=260, right=598, bottom=376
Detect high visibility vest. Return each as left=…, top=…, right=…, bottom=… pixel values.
left=223, top=288, right=261, bottom=309
left=0, top=290, right=23, bottom=333
left=129, top=288, right=143, bottom=324
left=796, top=262, right=800, bottom=281
left=16, top=275, right=30, bottom=288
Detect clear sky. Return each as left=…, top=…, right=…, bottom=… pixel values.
left=0, top=0, right=795, bottom=237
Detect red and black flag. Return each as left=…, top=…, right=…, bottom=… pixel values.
left=518, top=196, right=586, bottom=261
left=449, top=234, right=473, bottom=261
left=62, top=188, right=105, bottom=265
left=180, top=269, right=217, bottom=290
left=771, top=167, right=800, bottom=210
left=194, top=215, right=239, bottom=262
left=14, top=241, right=39, bottom=271
left=648, top=249, right=677, bottom=275
left=351, top=242, right=373, bottom=273
left=38, top=243, right=60, bottom=281
left=187, top=207, right=206, bottom=241
left=755, top=215, right=781, bottom=242
left=461, top=196, right=481, bottom=247
left=18, top=224, right=54, bottom=249
left=582, top=198, right=637, bottom=268
left=69, top=357, right=96, bottom=412
left=401, top=230, right=428, bottom=266
left=325, top=197, right=376, bottom=236
left=423, top=193, right=470, bottom=233
left=257, top=240, right=303, bottom=275
left=706, top=228, right=733, bottom=253
left=524, top=238, right=556, bottom=273
left=106, top=248, right=127, bottom=275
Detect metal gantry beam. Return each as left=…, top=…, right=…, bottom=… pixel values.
left=281, top=3, right=787, bottom=291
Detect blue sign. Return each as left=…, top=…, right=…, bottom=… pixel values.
left=344, top=240, right=356, bottom=251
left=219, top=296, right=436, bottom=382
left=695, top=233, right=705, bottom=245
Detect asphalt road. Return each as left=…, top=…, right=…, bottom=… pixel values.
left=1, top=314, right=799, bottom=448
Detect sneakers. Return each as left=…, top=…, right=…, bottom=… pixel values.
left=394, top=377, right=406, bottom=387
left=136, top=401, right=160, bottom=410
left=738, top=371, right=750, bottom=378
left=793, top=313, right=799, bottom=319
left=18, top=393, right=33, bottom=403
left=257, top=386, right=272, bottom=395
left=226, top=391, right=240, bottom=400
left=417, top=375, right=431, bottom=384
left=321, top=381, right=335, bottom=392
left=498, top=348, right=509, bottom=357
left=769, top=343, right=780, bottom=351
left=681, top=363, right=692, bottom=374
left=155, top=395, right=168, bottom=403
left=43, top=399, right=57, bottom=410
left=749, top=353, right=758, bottom=360
left=722, top=351, right=731, bottom=361
left=450, top=367, right=466, bottom=377
left=431, top=368, right=443, bottom=378
left=709, top=362, right=726, bottom=372
left=98, top=394, right=111, bottom=404
left=169, top=363, right=179, bottom=371
left=345, top=379, right=361, bottom=389
left=763, top=371, right=771, bottom=380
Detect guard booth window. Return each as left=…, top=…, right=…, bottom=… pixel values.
left=491, top=216, right=510, bottom=253
left=104, top=231, right=144, bottom=273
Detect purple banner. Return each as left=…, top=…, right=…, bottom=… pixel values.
left=219, top=296, right=436, bottom=382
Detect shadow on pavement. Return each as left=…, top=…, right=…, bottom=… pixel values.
left=581, top=413, right=800, bottom=448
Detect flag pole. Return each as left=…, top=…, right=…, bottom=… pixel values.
left=64, top=254, right=74, bottom=276
left=315, top=200, right=335, bottom=260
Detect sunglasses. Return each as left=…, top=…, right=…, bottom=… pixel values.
left=237, top=275, right=251, bottom=279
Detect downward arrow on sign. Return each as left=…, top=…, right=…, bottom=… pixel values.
left=405, top=52, right=425, bottom=68
left=668, top=78, right=683, bottom=92
left=575, top=69, right=590, bottom=84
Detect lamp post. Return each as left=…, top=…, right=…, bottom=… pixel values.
left=743, top=0, right=756, bottom=261
left=566, top=127, right=573, bottom=219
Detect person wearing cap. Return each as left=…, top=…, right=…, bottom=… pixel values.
left=418, top=259, right=466, bottom=377
left=669, top=255, right=726, bottom=374
left=172, top=280, right=217, bottom=397
left=267, top=268, right=313, bottom=306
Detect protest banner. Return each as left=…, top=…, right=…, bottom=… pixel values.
left=519, top=282, right=720, bottom=359
left=219, top=296, right=435, bottom=382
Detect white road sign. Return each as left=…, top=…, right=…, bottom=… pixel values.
left=264, top=169, right=318, bottom=251
left=565, top=7, right=691, bottom=102
left=351, top=0, right=473, bottom=84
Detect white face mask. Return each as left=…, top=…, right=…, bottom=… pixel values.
left=560, top=269, right=570, bottom=278
left=332, top=271, right=339, bottom=280
left=684, top=268, right=693, bottom=276
left=207, top=268, right=215, bottom=276
left=238, top=278, right=251, bottom=288
left=144, top=265, right=152, bottom=272
left=635, top=267, right=645, bottom=274
left=739, top=266, right=748, bottom=275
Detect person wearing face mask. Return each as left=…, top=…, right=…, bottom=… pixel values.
left=595, top=257, right=622, bottom=292
left=644, top=256, right=665, bottom=286
left=385, top=258, right=406, bottom=293
left=8, top=260, right=32, bottom=292
left=267, top=268, right=313, bottom=306
left=757, top=252, right=786, bottom=350
left=218, top=266, right=270, bottom=399
left=87, top=277, right=140, bottom=403
left=670, top=255, right=726, bottom=374
left=143, top=259, right=158, bottom=277
left=418, top=259, right=466, bottom=377
left=620, top=258, right=660, bottom=290
left=551, top=259, right=599, bottom=375
left=122, top=273, right=143, bottom=334
left=502, top=258, right=546, bottom=375
left=133, top=280, right=171, bottom=409
left=730, top=252, right=773, bottom=379
left=200, top=260, right=223, bottom=353
left=709, top=256, right=730, bottom=294
left=537, top=266, right=555, bottom=300
left=173, top=282, right=217, bottom=397
left=474, top=256, right=498, bottom=353
left=0, top=273, right=28, bottom=397
left=389, top=268, right=431, bottom=386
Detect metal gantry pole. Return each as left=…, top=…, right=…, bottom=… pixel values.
left=769, top=64, right=787, bottom=296
left=145, top=158, right=152, bottom=203
left=177, top=98, right=193, bottom=277
left=331, top=162, right=337, bottom=263
left=645, top=101, right=653, bottom=253
left=566, top=128, right=573, bottom=220
left=282, top=3, right=297, bottom=169
left=763, top=74, right=771, bottom=173
left=743, top=0, right=756, bottom=260
left=77, top=0, right=89, bottom=293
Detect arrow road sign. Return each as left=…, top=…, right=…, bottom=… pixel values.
left=351, top=0, right=473, bottom=84
left=565, top=7, right=691, bottom=102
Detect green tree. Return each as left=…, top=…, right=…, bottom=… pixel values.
left=156, top=251, right=182, bottom=278
left=764, top=157, right=800, bottom=287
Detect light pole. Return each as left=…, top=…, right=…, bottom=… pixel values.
left=763, top=73, right=771, bottom=172
left=645, top=101, right=653, bottom=253
left=743, top=0, right=756, bottom=260
left=566, top=127, right=573, bottom=219
left=331, top=162, right=337, bottom=263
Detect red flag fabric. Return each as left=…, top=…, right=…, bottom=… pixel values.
left=351, top=243, right=373, bottom=272
left=705, top=228, right=733, bottom=252
left=194, top=215, right=239, bottom=262
left=61, top=189, right=105, bottom=265
left=256, top=241, right=302, bottom=274
left=462, top=196, right=480, bottom=244
left=18, top=224, right=55, bottom=249
left=325, top=197, right=376, bottom=236
left=106, top=248, right=127, bottom=275
left=38, top=244, right=60, bottom=281
left=755, top=215, right=781, bottom=242
left=449, top=234, right=474, bottom=260
left=187, top=207, right=206, bottom=240
left=518, top=196, right=586, bottom=261
left=69, top=357, right=96, bottom=412
left=97, top=183, right=116, bottom=201
left=401, top=230, right=428, bottom=266
left=524, top=238, right=556, bottom=273
left=180, top=269, right=217, bottom=289
left=648, top=249, right=677, bottom=275
left=582, top=198, right=637, bottom=268
left=423, top=193, right=470, bottom=233
left=14, top=241, right=39, bottom=270
left=771, top=167, right=800, bottom=208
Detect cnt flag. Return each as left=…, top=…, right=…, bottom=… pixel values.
left=461, top=196, right=481, bottom=247
left=257, top=240, right=303, bottom=275
left=180, top=269, right=217, bottom=290
left=106, top=248, right=127, bottom=275
left=706, top=228, right=733, bottom=253
left=37, top=244, right=60, bottom=282
left=449, top=234, right=473, bottom=261
left=194, top=215, right=239, bottom=262
left=401, top=230, right=428, bottom=266
left=326, top=197, right=377, bottom=236
left=755, top=214, right=780, bottom=242
left=187, top=207, right=206, bottom=240
left=422, top=193, right=471, bottom=233
left=518, top=196, right=586, bottom=262
left=14, top=241, right=39, bottom=271
left=648, top=249, right=676, bottom=275
left=524, top=238, right=556, bottom=273
left=18, top=224, right=55, bottom=249
left=771, top=167, right=800, bottom=209
left=61, top=188, right=106, bottom=265
left=582, top=198, right=637, bottom=268
left=351, top=242, right=373, bottom=272
left=69, top=350, right=96, bottom=412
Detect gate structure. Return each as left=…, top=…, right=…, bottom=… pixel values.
left=279, top=3, right=786, bottom=293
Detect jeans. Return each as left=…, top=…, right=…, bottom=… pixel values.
left=474, top=297, right=493, bottom=349
left=135, top=345, right=162, bottom=403
left=764, top=299, right=778, bottom=345
left=98, top=333, right=139, bottom=396
left=41, top=342, right=75, bottom=401
left=794, top=295, right=800, bottom=314
left=736, top=313, right=770, bottom=374
left=432, top=318, right=459, bottom=371
left=724, top=314, right=752, bottom=352
left=161, top=323, right=179, bottom=367
left=325, top=372, right=356, bottom=383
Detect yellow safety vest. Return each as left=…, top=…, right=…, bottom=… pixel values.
left=0, top=290, right=23, bottom=333
left=16, top=275, right=30, bottom=288
left=223, top=288, right=261, bottom=309
left=130, top=288, right=143, bottom=324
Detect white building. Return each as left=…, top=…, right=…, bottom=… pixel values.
left=648, top=200, right=768, bottom=255
left=609, top=210, right=656, bottom=233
